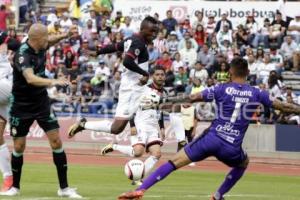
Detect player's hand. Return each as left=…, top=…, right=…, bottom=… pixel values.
left=66, top=25, right=78, bottom=38
left=160, top=128, right=165, bottom=141
left=138, top=75, right=149, bottom=86
left=130, top=127, right=137, bottom=136
left=51, top=78, right=70, bottom=87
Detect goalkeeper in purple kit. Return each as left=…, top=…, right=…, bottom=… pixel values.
left=118, top=57, right=300, bottom=200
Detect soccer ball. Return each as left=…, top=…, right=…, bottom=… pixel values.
left=124, top=159, right=145, bottom=181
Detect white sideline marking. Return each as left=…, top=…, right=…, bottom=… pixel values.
left=146, top=194, right=275, bottom=198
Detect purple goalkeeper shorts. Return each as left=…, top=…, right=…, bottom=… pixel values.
left=184, top=131, right=248, bottom=167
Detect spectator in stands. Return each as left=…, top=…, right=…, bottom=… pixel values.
left=172, top=52, right=185, bottom=75
left=80, top=84, right=95, bottom=113
left=197, top=43, right=214, bottom=70
left=269, top=47, right=284, bottom=73
left=280, top=35, right=298, bottom=69
left=256, top=18, right=271, bottom=48
left=148, top=42, right=160, bottom=68
left=95, top=60, right=110, bottom=81
left=81, top=64, right=95, bottom=84
left=178, top=31, right=198, bottom=51
left=268, top=73, right=282, bottom=100
left=166, top=31, right=179, bottom=58
left=48, top=21, right=63, bottom=36
left=155, top=51, right=172, bottom=71
left=68, top=62, right=81, bottom=83
left=243, top=47, right=254, bottom=60
left=103, top=53, right=118, bottom=72
left=98, top=17, right=112, bottom=43
left=111, top=17, right=122, bottom=34
left=7, top=27, right=19, bottom=41
left=256, top=46, right=265, bottom=63
left=51, top=48, right=64, bottom=67
left=234, top=24, right=248, bottom=53
left=269, top=12, right=287, bottom=48
left=216, top=23, right=232, bottom=49
left=82, top=7, right=99, bottom=31
left=245, top=13, right=259, bottom=47
left=219, top=39, right=234, bottom=61
left=190, top=78, right=205, bottom=94
left=193, top=24, right=206, bottom=48
left=209, top=36, right=219, bottom=55
left=215, top=11, right=233, bottom=33
left=192, top=11, right=205, bottom=30
left=288, top=14, right=300, bottom=44
left=293, top=45, right=300, bottom=71
left=153, top=31, right=167, bottom=54
left=90, top=71, right=105, bottom=96
left=205, top=14, right=216, bottom=43
left=189, top=61, right=208, bottom=85
left=174, top=66, right=189, bottom=94
left=179, top=40, right=197, bottom=69
left=109, top=71, right=121, bottom=103
left=0, top=5, right=10, bottom=31
left=162, top=10, right=178, bottom=35
left=247, top=54, right=259, bottom=85
left=281, top=86, right=298, bottom=103
left=60, top=12, right=73, bottom=32
left=64, top=50, right=76, bottom=69
left=47, top=8, right=58, bottom=26
left=257, top=53, right=276, bottom=84
left=19, top=0, right=28, bottom=23
left=214, top=61, right=229, bottom=83
left=64, top=80, right=81, bottom=113
left=165, top=68, right=175, bottom=88
left=120, top=16, right=135, bottom=39
left=82, top=19, right=95, bottom=40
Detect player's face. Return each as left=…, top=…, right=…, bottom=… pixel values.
left=153, top=70, right=166, bottom=86
left=144, top=23, right=159, bottom=44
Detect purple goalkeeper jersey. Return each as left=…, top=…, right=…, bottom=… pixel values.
left=201, top=82, right=273, bottom=147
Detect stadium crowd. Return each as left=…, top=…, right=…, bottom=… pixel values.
left=1, top=0, right=300, bottom=124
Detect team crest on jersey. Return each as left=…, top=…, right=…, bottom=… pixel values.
left=19, top=56, right=24, bottom=64
left=135, top=49, right=140, bottom=56
left=12, top=127, right=17, bottom=136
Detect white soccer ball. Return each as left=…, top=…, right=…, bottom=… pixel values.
left=124, top=159, right=145, bottom=181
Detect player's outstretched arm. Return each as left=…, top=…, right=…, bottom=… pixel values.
left=97, top=41, right=124, bottom=55
left=162, top=93, right=204, bottom=104
left=272, top=99, right=300, bottom=114
left=48, top=25, right=77, bottom=47
left=23, top=68, right=70, bottom=87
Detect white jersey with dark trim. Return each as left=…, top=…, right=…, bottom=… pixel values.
left=120, top=35, right=149, bottom=90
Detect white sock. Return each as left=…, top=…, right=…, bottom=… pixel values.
left=144, top=155, right=159, bottom=176
left=0, top=143, right=12, bottom=178
left=112, top=144, right=134, bottom=157
left=84, top=120, right=112, bottom=133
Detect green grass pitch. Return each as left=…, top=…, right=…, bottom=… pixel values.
left=1, top=163, right=299, bottom=200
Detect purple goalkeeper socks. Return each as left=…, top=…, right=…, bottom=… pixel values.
left=216, top=167, right=246, bottom=199
left=137, top=161, right=176, bottom=191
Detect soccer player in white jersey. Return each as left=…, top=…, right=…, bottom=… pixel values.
left=67, top=16, right=159, bottom=138
left=0, top=31, right=20, bottom=194
left=101, top=66, right=167, bottom=184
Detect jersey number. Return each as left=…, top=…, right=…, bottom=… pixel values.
left=124, top=40, right=132, bottom=52
left=230, top=102, right=241, bottom=123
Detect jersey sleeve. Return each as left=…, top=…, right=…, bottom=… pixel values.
left=124, top=38, right=144, bottom=59
left=258, top=89, right=273, bottom=108
left=200, top=84, right=222, bottom=102
left=14, top=52, right=32, bottom=72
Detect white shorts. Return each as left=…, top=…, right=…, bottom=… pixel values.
left=169, top=113, right=185, bottom=142
left=115, top=85, right=145, bottom=119
left=131, top=123, right=162, bottom=149
left=0, top=78, right=12, bottom=120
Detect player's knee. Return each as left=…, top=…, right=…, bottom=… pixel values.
left=111, top=122, right=127, bottom=135
left=14, top=142, right=26, bottom=153
left=239, top=157, right=250, bottom=168
left=50, top=138, right=62, bottom=150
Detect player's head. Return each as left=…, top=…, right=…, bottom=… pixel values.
left=28, top=23, right=49, bottom=50
left=140, top=16, right=159, bottom=44
left=229, top=57, right=249, bottom=79
left=0, top=31, right=21, bottom=51
left=151, top=65, right=166, bottom=87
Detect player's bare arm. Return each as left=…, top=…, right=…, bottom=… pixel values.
left=22, top=68, right=69, bottom=87
left=48, top=25, right=77, bottom=47
left=272, top=99, right=300, bottom=114
left=162, top=93, right=205, bottom=105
